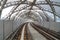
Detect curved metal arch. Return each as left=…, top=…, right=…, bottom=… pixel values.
left=34, top=11, right=52, bottom=22
left=43, top=11, right=54, bottom=21
left=14, top=10, right=42, bottom=22
left=18, top=10, right=47, bottom=22
left=34, top=5, right=53, bottom=13
left=31, top=11, right=44, bottom=22
left=19, top=10, right=40, bottom=17
left=15, top=10, right=29, bottom=19
left=14, top=10, right=53, bottom=22
left=12, top=6, right=52, bottom=14
left=6, top=6, right=53, bottom=20
left=35, top=5, right=60, bottom=18
left=10, top=5, right=30, bottom=17
left=5, top=0, right=27, bottom=19
left=41, top=9, right=54, bottom=22
left=5, top=5, right=30, bottom=19
left=45, top=0, right=57, bottom=21
left=1, top=0, right=60, bottom=20
left=34, top=6, right=59, bottom=21
left=13, top=10, right=30, bottom=20
left=10, top=7, right=30, bottom=20
left=1, top=0, right=27, bottom=18
left=7, top=5, right=60, bottom=19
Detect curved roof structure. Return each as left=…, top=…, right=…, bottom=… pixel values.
left=0, top=0, right=60, bottom=22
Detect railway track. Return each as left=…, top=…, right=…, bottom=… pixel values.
left=32, top=23, right=60, bottom=39
left=24, top=23, right=33, bottom=40
left=6, top=22, right=32, bottom=40
left=30, top=22, right=60, bottom=40
left=6, top=22, right=60, bottom=40
left=6, top=23, right=26, bottom=40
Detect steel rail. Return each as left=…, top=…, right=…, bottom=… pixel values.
left=31, top=23, right=60, bottom=39
left=30, top=23, right=55, bottom=40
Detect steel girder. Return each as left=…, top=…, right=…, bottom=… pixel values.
left=34, top=5, right=54, bottom=21
left=15, top=10, right=41, bottom=22
left=45, top=0, right=57, bottom=21
left=35, top=4, right=51, bottom=21
left=9, top=5, right=53, bottom=14
left=1, top=0, right=60, bottom=21
left=13, top=9, right=48, bottom=22
left=5, top=5, right=29, bottom=19
left=43, top=11, right=54, bottom=21
left=36, top=1, right=60, bottom=7
left=35, top=11, right=48, bottom=22
left=33, top=5, right=60, bottom=19
left=3, top=1, right=57, bottom=17
left=27, top=10, right=53, bottom=22
left=3, top=1, right=60, bottom=9
left=0, top=0, right=7, bottom=17
left=5, top=4, right=60, bottom=20
left=10, top=5, right=30, bottom=20
left=1, top=1, right=60, bottom=14
left=14, top=10, right=29, bottom=20
left=8, top=5, right=53, bottom=20
left=35, top=5, right=53, bottom=13
left=5, top=0, right=27, bottom=19
left=34, top=11, right=54, bottom=22
left=4, top=1, right=28, bottom=8
left=26, top=0, right=36, bottom=16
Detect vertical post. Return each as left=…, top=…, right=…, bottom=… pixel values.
left=0, top=0, right=7, bottom=19
left=0, top=11, right=1, bottom=18
left=45, top=0, right=56, bottom=22
left=49, top=20, right=50, bottom=30
left=12, top=20, right=13, bottom=32
left=0, top=0, right=1, bottom=18
left=3, top=20, right=4, bottom=40
left=0, top=1, right=2, bottom=18
left=54, top=14, right=56, bottom=22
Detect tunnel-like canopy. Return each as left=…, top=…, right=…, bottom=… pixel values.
left=0, top=0, right=60, bottom=22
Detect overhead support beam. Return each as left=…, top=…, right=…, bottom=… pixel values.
left=45, top=0, right=57, bottom=22
left=27, top=0, right=36, bottom=16
left=5, top=0, right=27, bottom=20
